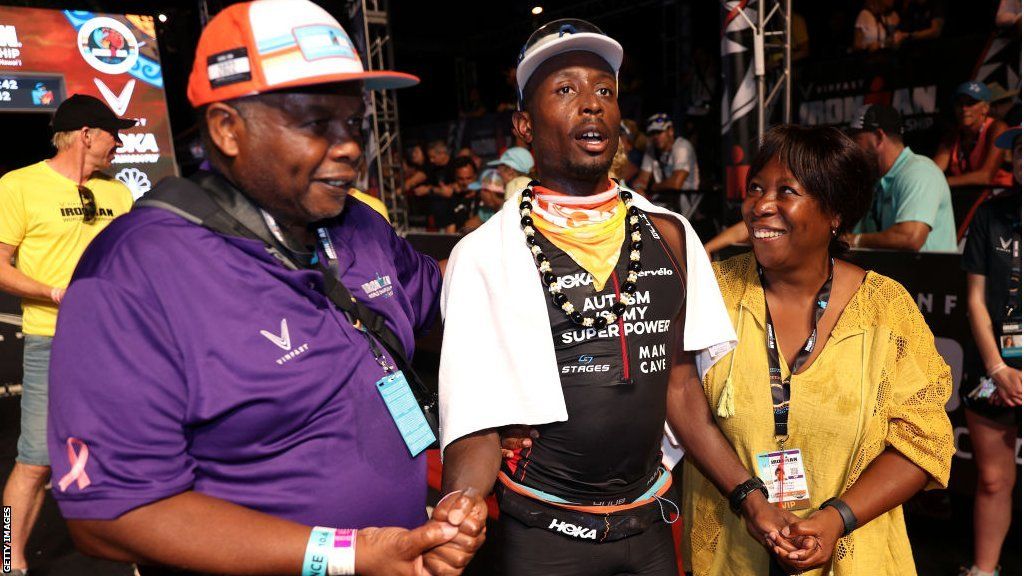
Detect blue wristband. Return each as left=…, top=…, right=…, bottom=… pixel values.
left=302, top=526, right=335, bottom=576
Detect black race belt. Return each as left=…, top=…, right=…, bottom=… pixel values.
left=495, top=483, right=675, bottom=543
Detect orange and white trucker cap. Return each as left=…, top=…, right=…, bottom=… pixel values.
left=187, top=0, right=419, bottom=107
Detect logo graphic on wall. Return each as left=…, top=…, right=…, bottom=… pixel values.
left=115, top=167, right=151, bottom=199
left=31, top=82, right=54, bottom=105
left=114, top=132, right=160, bottom=164
left=77, top=16, right=139, bottom=75
left=94, top=77, right=135, bottom=116
left=0, top=24, right=22, bottom=66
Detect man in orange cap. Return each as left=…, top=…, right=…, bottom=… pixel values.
left=45, top=1, right=485, bottom=574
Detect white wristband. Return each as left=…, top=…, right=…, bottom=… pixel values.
left=989, top=362, right=1008, bottom=377
left=327, top=528, right=357, bottom=576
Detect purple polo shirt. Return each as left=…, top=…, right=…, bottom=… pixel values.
left=48, top=198, right=440, bottom=529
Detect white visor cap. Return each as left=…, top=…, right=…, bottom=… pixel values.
left=515, top=19, right=623, bottom=102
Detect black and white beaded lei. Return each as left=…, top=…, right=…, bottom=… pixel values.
left=518, top=184, right=644, bottom=329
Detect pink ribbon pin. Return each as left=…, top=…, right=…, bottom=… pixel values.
left=58, top=437, right=91, bottom=492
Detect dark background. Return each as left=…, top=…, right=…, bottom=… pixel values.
left=0, top=0, right=1019, bottom=574
left=0, top=0, right=1007, bottom=144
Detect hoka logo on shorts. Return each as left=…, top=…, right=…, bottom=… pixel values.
left=547, top=519, right=597, bottom=540
left=361, top=273, right=394, bottom=299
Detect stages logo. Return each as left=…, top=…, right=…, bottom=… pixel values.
left=77, top=17, right=139, bottom=75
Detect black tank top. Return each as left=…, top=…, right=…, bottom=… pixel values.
left=503, top=212, right=686, bottom=505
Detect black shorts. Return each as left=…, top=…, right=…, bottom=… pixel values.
left=498, top=513, right=678, bottom=576
left=960, top=375, right=1022, bottom=428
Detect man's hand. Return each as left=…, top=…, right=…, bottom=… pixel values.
left=769, top=507, right=845, bottom=572
left=739, top=493, right=801, bottom=554
left=423, top=489, right=489, bottom=576
left=498, top=425, right=539, bottom=459
left=355, top=520, right=459, bottom=576
left=51, top=286, right=66, bottom=305
left=991, top=367, right=1023, bottom=406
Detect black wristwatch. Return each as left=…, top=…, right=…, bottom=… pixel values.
left=728, top=477, right=769, bottom=513
left=819, top=497, right=858, bottom=536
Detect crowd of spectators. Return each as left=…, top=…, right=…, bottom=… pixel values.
left=851, top=0, right=1017, bottom=52
left=403, top=111, right=706, bottom=233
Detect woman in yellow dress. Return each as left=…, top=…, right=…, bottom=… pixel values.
left=681, top=125, right=955, bottom=575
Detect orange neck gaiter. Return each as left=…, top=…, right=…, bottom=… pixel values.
left=530, top=180, right=625, bottom=291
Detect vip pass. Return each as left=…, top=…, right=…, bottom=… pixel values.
left=520, top=185, right=643, bottom=328
left=303, top=526, right=357, bottom=576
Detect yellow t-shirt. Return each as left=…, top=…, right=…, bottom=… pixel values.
left=0, top=161, right=133, bottom=336
left=349, top=189, right=390, bottom=223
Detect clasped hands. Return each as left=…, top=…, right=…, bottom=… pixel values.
left=356, top=488, right=488, bottom=576
left=740, top=492, right=846, bottom=574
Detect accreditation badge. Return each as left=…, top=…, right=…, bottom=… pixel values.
left=375, top=370, right=436, bottom=457
left=755, top=448, right=811, bottom=511
left=999, top=323, right=1022, bottom=359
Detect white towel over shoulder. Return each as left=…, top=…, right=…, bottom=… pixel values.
left=438, top=191, right=737, bottom=460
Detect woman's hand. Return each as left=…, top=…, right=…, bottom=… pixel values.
left=991, top=367, right=1022, bottom=407
left=769, top=507, right=845, bottom=572
left=739, top=493, right=802, bottom=554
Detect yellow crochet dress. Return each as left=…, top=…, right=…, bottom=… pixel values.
left=682, top=253, right=954, bottom=576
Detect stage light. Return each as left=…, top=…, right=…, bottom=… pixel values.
left=531, top=6, right=543, bottom=15
left=158, top=13, right=168, bottom=23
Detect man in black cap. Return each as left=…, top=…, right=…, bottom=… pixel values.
left=846, top=103, right=957, bottom=252
left=0, top=93, right=134, bottom=575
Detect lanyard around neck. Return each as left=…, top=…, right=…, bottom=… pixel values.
left=759, top=259, right=834, bottom=441
left=313, top=226, right=394, bottom=374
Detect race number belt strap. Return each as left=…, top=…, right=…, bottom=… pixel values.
left=758, top=259, right=833, bottom=439
left=496, top=482, right=674, bottom=543
left=496, top=467, right=672, bottom=514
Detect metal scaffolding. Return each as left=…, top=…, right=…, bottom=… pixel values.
left=349, top=0, right=409, bottom=233
left=722, top=0, right=792, bottom=139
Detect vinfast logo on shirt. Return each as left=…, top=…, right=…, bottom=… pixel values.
left=261, top=318, right=291, bottom=350
left=997, top=236, right=1016, bottom=255
left=260, top=318, right=310, bottom=365
left=361, top=274, right=394, bottom=299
